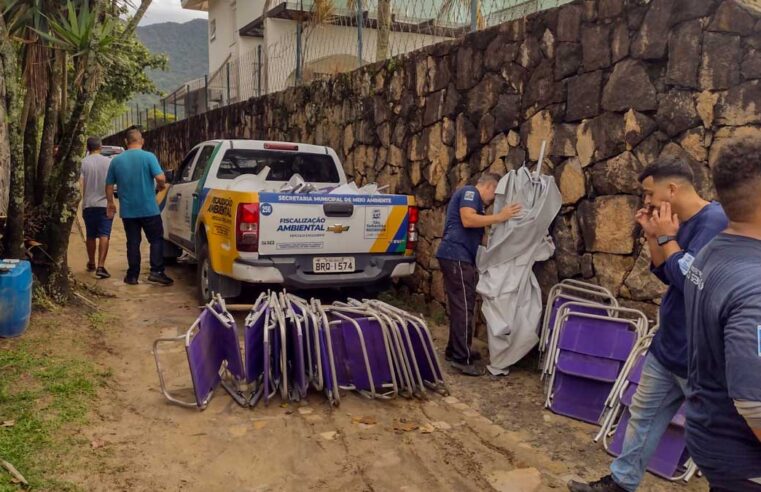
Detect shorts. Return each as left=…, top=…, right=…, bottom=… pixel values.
left=83, top=207, right=113, bottom=239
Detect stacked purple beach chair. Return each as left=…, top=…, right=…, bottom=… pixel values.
left=153, top=292, right=447, bottom=410
left=596, top=333, right=698, bottom=482
left=541, top=280, right=700, bottom=484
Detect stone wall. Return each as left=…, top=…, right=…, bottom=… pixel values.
left=108, top=0, right=761, bottom=314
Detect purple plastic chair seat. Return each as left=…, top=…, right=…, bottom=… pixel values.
left=556, top=351, right=623, bottom=383
left=608, top=408, right=691, bottom=480
left=186, top=308, right=245, bottom=407
left=244, top=305, right=268, bottom=385
left=316, top=314, right=340, bottom=405
left=284, top=308, right=308, bottom=399
left=546, top=297, right=608, bottom=343
left=405, top=319, right=444, bottom=385
left=327, top=314, right=395, bottom=395
left=558, top=316, right=637, bottom=362
left=550, top=372, right=613, bottom=424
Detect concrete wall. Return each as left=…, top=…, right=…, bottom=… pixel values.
left=112, top=0, right=761, bottom=314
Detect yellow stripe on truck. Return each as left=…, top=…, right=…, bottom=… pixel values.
left=200, top=189, right=259, bottom=276
left=370, top=205, right=407, bottom=253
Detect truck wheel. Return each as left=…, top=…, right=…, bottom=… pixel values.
left=197, top=240, right=213, bottom=304
left=163, top=239, right=181, bottom=265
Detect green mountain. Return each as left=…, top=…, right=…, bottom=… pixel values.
left=131, top=18, right=208, bottom=112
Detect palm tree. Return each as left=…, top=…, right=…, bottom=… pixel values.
left=376, top=0, right=391, bottom=61
left=438, top=0, right=485, bottom=30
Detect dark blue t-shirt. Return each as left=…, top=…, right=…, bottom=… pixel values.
left=684, top=234, right=761, bottom=481
left=649, top=202, right=728, bottom=378
left=436, top=185, right=484, bottom=264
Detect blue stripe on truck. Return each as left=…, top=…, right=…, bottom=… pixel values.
left=259, top=192, right=409, bottom=206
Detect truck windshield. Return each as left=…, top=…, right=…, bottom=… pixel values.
left=217, top=149, right=340, bottom=183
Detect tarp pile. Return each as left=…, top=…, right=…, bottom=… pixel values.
left=154, top=293, right=448, bottom=410
left=476, top=166, right=562, bottom=376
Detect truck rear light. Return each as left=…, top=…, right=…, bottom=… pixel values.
left=407, top=206, right=419, bottom=250
left=264, top=143, right=299, bottom=151
left=236, top=203, right=259, bottom=252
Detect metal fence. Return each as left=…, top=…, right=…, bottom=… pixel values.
left=108, top=0, right=571, bottom=136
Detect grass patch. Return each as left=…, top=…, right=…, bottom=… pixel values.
left=0, top=341, right=105, bottom=490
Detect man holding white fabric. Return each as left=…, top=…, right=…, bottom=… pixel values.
left=436, top=173, right=522, bottom=377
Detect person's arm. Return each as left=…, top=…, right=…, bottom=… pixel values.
left=724, top=290, right=761, bottom=443
left=636, top=207, right=670, bottom=284
left=149, top=154, right=167, bottom=191
left=105, top=162, right=117, bottom=219
left=649, top=203, right=719, bottom=294
left=461, top=205, right=521, bottom=228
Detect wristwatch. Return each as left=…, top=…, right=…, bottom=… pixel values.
left=657, top=235, right=678, bottom=246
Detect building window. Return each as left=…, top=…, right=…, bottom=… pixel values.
left=210, top=19, right=216, bottom=42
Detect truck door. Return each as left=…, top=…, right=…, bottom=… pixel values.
left=180, top=144, right=215, bottom=246
left=164, top=147, right=200, bottom=250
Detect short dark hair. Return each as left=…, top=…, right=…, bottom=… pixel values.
left=125, top=127, right=142, bottom=144
left=712, top=138, right=761, bottom=222
left=86, top=136, right=101, bottom=153
left=638, top=158, right=695, bottom=185
left=477, top=172, right=501, bottom=185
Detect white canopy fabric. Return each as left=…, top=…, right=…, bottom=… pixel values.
left=476, top=166, right=562, bottom=375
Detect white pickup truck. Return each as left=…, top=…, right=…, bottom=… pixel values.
left=159, top=140, right=418, bottom=301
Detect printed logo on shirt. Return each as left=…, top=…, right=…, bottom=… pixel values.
left=678, top=253, right=695, bottom=275
left=686, top=264, right=704, bottom=290
left=464, top=190, right=476, bottom=202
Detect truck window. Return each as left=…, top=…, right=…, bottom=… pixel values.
left=192, top=145, right=215, bottom=182
left=217, top=149, right=340, bottom=183
left=176, top=148, right=199, bottom=184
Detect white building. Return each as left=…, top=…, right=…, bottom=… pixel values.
left=181, top=1, right=572, bottom=104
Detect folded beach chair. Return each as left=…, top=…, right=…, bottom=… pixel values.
left=364, top=299, right=448, bottom=397
left=598, top=335, right=698, bottom=482
left=314, top=303, right=399, bottom=400
left=545, top=303, right=647, bottom=425
left=153, top=295, right=247, bottom=410
left=539, top=280, right=618, bottom=374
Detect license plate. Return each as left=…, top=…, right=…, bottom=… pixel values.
left=312, top=257, right=355, bottom=274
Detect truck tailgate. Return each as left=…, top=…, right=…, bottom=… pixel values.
left=258, top=192, right=412, bottom=256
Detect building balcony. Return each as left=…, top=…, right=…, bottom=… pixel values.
left=181, top=0, right=209, bottom=12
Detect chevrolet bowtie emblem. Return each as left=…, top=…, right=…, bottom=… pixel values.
left=327, top=224, right=350, bottom=233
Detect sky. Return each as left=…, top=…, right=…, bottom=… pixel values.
left=140, top=0, right=208, bottom=26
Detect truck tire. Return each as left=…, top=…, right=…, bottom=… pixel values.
left=197, top=239, right=214, bottom=304
left=196, top=237, right=242, bottom=304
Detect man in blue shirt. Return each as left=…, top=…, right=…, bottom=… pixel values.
left=684, top=139, right=761, bottom=491
left=569, top=158, right=728, bottom=492
left=106, top=127, right=173, bottom=286
left=436, top=173, right=521, bottom=376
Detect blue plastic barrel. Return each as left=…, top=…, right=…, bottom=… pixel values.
left=0, top=260, right=32, bottom=338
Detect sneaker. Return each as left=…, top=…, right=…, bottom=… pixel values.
left=445, top=351, right=482, bottom=363
left=148, top=272, right=174, bottom=286
left=449, top=361, right=484, bottom=377
left=124, top=276, right=139, bottom=285
left=87, top=263, right=96, bottom=272
left=95, top=267, right=111, bottom=279
left=567, top=476, right=627, bottom=492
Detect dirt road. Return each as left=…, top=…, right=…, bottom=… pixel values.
left=65, top=218, right=708, bottom=491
